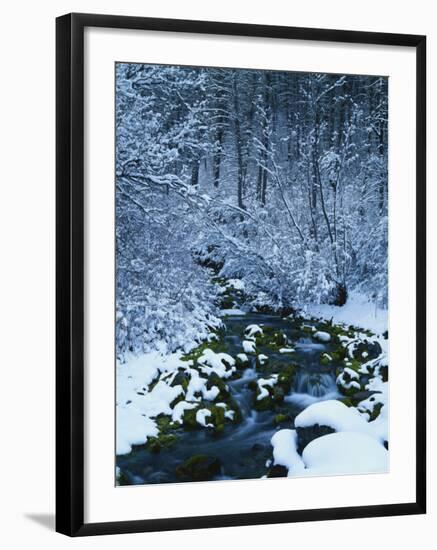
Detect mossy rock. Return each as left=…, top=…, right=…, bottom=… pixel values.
left=254, top=394, right=275, bottom=412
left=181, top=406, right=200, bottom=430
left=256, top=354, right=269, bottom=369
left=155, top=415, right=179, bottom=433
left=206, top=372, right=230, bottom=401
left=115, top=467, right=130, bottom=486
left=253, top=384, right=284, bottom=411
left=255, top=329, right=288, bottom=350
left=330, top=346, right=347, bottom=362
left=146, top=433, right=177, bottom=453
left=169, top=393, right=185, bottom=409
left=274, top=413, right=290, bottom=426
left=209, top=405, right=226, bottom=433
left=272, top=385, right=285, bottom=403
left=267, top=464, right=288, bottom=478
left=175, top=455, right=221, bottom=482
left=353, top=340, right=382, bottom=361
left=219, top=293, right=235, bottom=310
left=296, top=424, right=336, bottom=454
left=181, top=401, right=240, bottom=432
left=368, top=402, right=384, bottom=421
left=379, top=364, right=388, bottom=382
left=226, top=397, right=242, bottom=423
left=170, top=369, right=191, bottom=391
left=339, top=396, right=355, bottom=407
left=235, top=354, right=250, bottom=369
left=337, top=383, right=360, bottom=398
left=248, top=380, right=258, bottom=392
left=181, top=338, right=227, bottom=363
left=277, top=364, right=297, bottom=393
left=300, top=324, right=315, bottom=335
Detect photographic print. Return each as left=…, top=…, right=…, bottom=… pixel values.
left=115, top=63, right=389, bottom=486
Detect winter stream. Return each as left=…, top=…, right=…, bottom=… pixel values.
left=117, top=313, right=341, bottom=484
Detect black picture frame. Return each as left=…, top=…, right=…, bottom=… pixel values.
left=56, top=12, right=426, bottom=537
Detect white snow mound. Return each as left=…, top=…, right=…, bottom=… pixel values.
left=295, top=399, right=368, bottom=433
left=313, top=331, right=331, bottom=342
left=302, top=431, right=388, bottom=475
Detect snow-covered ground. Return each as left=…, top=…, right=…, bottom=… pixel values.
left=303, top=291, right=388, bottom=335
left=116, top=346, right=239, bottom=455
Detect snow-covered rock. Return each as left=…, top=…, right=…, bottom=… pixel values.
left=196, top=408, right=214, bottom=428
left=129, top=380, right=184, bottom=417
left=301, top=431, right=388, bottom=475
left=257, top=375, right=278, bottom=401
left=245, top=324, right=263, bottom=339
left=197, top=348, right=236, bottom=378
left=271, top=429, right=305, bottom=474
left=295, top=399, right=369, bottom=433
left=336, top=367, right=361, bottom=391
left=171, top=401, right=197, bottom=424
left=243, top=340, right=256, bottom=354
left=313, top=331, right=331, bottom=342
left=216, top=402, right=236, bottom=420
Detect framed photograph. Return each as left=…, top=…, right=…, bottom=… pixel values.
left=56, top=13, right=426, bottom=536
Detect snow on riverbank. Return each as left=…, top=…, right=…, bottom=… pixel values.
left=116, top=351, right=186, bottom=454
left=302, top=291, right=388, bottom=335
left=116, top=345, right=239, bottom=455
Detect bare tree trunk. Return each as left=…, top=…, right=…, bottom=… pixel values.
left=232, top=75, right=245, bottom=210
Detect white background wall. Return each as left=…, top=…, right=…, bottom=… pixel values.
left=0, top=0, right=433, bottom=548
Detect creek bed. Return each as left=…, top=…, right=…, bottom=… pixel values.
left=117, top=313, right=343, bottom=485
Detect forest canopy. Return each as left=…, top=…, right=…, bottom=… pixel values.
left=115, top=63, right=388, bottom=357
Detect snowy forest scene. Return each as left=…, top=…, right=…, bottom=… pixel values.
left=115, top=62, right=389, bottom=486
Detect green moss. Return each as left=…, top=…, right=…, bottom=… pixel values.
left=181, top=399, right=241, bottom=432
left=209, top=405, right=226, bottom=433
left=256, top=354, right=269, bottom=369
left=254, top=329, right=288, bottom=350
left=300, top=324, right=315, bottom=335
left=330, top=346, right=347, bottom=362
left=181, top=406, right=200, bottom=430
left=181, top=337, right=227, bottom=363
left=175, top=455, right=221, bottom=481
left=235, top=354, right=249, bottom=369
left=320, top=353, right=332, bottom=365
left=219, top=293, right=235, bottom=310
left=206, top=372, right=230, bottom=400
left=274, top=413, right=290, bottom=425
left=227, top=397, right=243, bottom=423
left=277, top=364, right=297, bottom=393
left=254, top=394, right=274, bottom=411
left=156, top=415, right=179, bottom=433
left=339, top=396, right=354, bottom=407
left=115, top=468, right=129, bottom=486
left=146, top=433, right=177, bottom=453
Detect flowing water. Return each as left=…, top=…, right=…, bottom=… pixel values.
left=117, top=312, right=341, bottom=485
